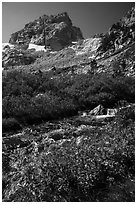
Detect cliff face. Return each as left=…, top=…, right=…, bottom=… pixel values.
left=9, top=12, right=84, bottom=51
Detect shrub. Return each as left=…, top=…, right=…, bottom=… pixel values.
left=2, top=70, right=135, bottom=129
left=115, top=105, right=135, bottom=129
left=112, top=59, right=126, bottom=77
left=2, top=118, right=22, bottom=133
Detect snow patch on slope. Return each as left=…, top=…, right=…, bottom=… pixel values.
left=28, top=44, right=46, bottom=52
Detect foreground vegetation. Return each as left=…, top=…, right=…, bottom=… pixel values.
left=2, top=107, right=135, bottom=201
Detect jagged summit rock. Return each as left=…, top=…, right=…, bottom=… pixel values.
left=9, top=12, right=84, bottom=51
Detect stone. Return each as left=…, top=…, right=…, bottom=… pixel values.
left=49, top=129, right=65, bottom=141
left=107, top=109, right=117, bottom=116
left=89, top=105, right=105, bottom=115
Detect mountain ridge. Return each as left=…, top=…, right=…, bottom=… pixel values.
left=3, top=8, right=135, bottom=76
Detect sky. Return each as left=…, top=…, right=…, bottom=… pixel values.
left=2, top=2, right=135, bottom=43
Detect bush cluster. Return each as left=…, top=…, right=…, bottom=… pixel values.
left=2, top=118, right=22, bottom=132
left=2, top=70, right=134, bottom=131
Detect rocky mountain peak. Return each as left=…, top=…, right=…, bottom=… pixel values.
left=9, top=12, right=83, bottom=51
left=42, top=12, right=72, bottom=25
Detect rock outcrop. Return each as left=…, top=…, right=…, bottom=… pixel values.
left=2, top=46, right=37, bottom=67
left=9, top=12, right=84, bottom=51
left=97, top=7, right=135, bottom=55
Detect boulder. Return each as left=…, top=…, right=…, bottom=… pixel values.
left=89, top=104, right=105, bottom=115
left=49, top=129, right=65, bottom=141
left=107, top=108, right=117, bottom=116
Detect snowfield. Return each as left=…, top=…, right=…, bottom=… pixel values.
left=28, top=44, right=46, bottom=52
